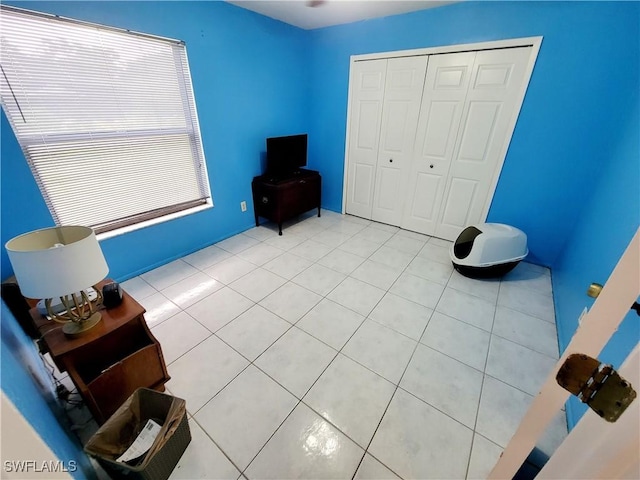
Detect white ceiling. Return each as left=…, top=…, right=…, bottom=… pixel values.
left=226, top=0, right=454, bottom=30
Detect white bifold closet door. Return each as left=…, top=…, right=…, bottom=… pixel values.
left=345, top=56, right=428, bottom=224
left=345, top=59, right=387, bottom=220
left=346, top=45, right=533, bottom=240
left=401, top=51, right=475, bottom=236
left=403, top=47, right=532, bottom=239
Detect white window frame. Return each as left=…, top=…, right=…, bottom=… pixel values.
left=0, top=5, right=212, bottom=239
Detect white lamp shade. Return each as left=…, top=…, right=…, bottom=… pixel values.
left=6, top=226, right=109, bottom=299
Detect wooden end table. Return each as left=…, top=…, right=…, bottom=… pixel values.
left=30, top=280, right=170, bottom=424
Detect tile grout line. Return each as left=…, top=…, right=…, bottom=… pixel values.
left=187, top=365, right=254, bottom=476
left=233, top=323, right=346, bottom=476
left=155, top=216, right=435, bottom=478
left=101, top=215, right=370, bottom=474
left=234, top=230, right=430, bottom=477
left=464, top=274, right=501, bottom=479
left=157, top=215, right=367, bottom=399
left=134, top=214, right=558, bottom=479
left=190, top=228, right=362, bottom=474
left=346, top=263, right=451, bottom=480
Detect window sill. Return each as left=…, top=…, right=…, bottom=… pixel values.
left=96, top=200, right=213, bottom=242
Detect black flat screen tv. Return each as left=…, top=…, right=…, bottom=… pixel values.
left=266, top=134, right=307, bottom=178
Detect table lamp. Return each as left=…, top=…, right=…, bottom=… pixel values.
left=6, top=226, right=109, bottom=337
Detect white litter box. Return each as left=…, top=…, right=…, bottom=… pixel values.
left=450, top=223, right=528, bottom=278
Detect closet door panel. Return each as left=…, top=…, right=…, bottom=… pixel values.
left=401, top=52, right=475, bottom=235
left=371, top=56, right=428, bottom=226
left=436, top=47, right=531, bottom=240
left=408, top=172, right=441, bottom=221
left=440, top=177, right=478, bottom=230
left=352, top=163, right=375, bottom=205
left=356, top=101, right=384, bottom=150
left=345, top=59, right=387, bottom=219
left=375, top=165, right=401, bottom=211
left=457, top=102, right=502, bottom=161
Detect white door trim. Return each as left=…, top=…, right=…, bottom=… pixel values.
left=351, top=36, right=543, bottom=62
left=342, top=36, right=542, bottom=223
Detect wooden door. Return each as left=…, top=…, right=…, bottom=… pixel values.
left=371, top=56, right=428, bottom=226
left=345, top=59, right=387, bottom=219
left=489, top=228, right=640, bottom=479
left=401, top=52, right=475, bottom=235
left=436, top=47, right=532, bottom=240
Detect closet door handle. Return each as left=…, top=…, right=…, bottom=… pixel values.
left=430, top=164, right=434, bottom=169
left=389, top=159, right=393, bottom=163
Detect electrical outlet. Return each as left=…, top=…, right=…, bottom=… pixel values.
left=240, top=201, right=247, bottom=212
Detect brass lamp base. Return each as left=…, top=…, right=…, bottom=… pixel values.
left=62, top=312, right=102, bottom=338
left=46, top=287, right=104, bottom=338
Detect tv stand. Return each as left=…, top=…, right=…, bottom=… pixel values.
left=252, top=169, right=321, bottom=235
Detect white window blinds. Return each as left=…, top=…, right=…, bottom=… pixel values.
left=0, top=6, right=211, bottom=234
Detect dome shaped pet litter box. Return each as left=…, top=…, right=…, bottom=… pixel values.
left=450, top=223, right=528, bottom=278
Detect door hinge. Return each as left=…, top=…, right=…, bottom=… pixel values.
left=556, top=354, right=637, bottom=422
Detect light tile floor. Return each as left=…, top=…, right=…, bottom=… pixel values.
left=115, top=210, right=567, bottom=479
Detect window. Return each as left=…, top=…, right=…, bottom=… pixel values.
left=0, top=6, right=211, bottom=236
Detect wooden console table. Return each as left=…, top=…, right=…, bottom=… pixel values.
left=30, top=280, right=170, bottom=424
left=251, top=169, right=321, bottom=235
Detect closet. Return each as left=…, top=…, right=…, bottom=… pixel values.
left=344, top=39, right=539, bottom=240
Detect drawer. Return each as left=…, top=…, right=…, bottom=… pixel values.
left=86, top=344, right=166, bottom=421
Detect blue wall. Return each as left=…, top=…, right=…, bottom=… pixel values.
left=307, top=1, right=638, bottom=266
left=3, top=1, right=636, bottom=272
left=1, top=303, right=96, bottom=478
left=552, top=91, right=640, bottom=427
left=1, top=0, right=310, bottom=281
